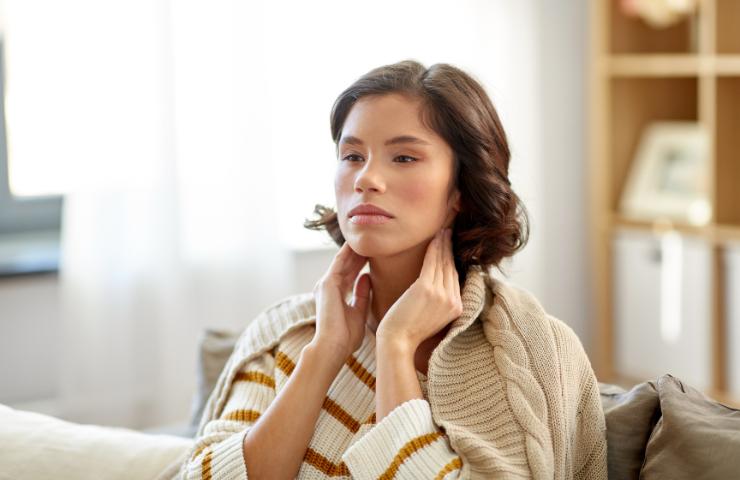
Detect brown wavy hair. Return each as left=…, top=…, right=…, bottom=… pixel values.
left=304, top=59, right=529, bottom=282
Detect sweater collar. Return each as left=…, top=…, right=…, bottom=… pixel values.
left=426, top=263, right=492, bottom=384
left=446, top=264, right=491, bottom=338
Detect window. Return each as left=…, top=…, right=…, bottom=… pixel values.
left=0, top=37, right=62, bottom=276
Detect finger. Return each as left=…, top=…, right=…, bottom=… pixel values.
left=453, top=268, right=461, bottom=303
left=339, top=248, right=366, bottom=278
left=329, top=243, right=366, bottom=285
left=445, top=229, right=462, bottom=318
left=326, top=243, right=354, bottom=276
left=452, top=249, right=462, bottom=315
left=453, top=271, right=462, bottom=317
left=337, top=244, right=366, bottom=276
left=443, top=229, right=454, bottom=292
left=445, top=230, right=461, bottom=315
left=323, top=244, right=367, bottom=305
left=433, top=229, right=445, bottom=286
left=340, top=254, right=368, bottom=296
left=350, top=273, right=372, bottom=313
left=420, top=231, right=440, bottom=282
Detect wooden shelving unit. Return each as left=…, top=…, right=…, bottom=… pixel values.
left=588, top=0, right=740, bottom=405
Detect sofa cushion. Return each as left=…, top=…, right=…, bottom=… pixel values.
left=188, top=327, right=240, bottom=434
left=0, top=403, right=192, bottom=480
left=640, top=374, right=740, bottom=480
left=599, top=380, right=661, bottom=480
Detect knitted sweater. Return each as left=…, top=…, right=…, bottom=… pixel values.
left=172, top=266, right=607, bottom=479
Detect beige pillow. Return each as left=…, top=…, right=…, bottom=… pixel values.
left=640, top=374, right=740, bottom=479
left=0, top=403, right=192, bottom=480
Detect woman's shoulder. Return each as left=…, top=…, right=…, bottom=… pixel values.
left=481, top=273, right=588, bottom=360
left=481, top=272, right=546, bottom=317
left=233, top=291, right=318, bottom=360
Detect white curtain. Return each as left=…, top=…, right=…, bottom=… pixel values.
left=2, top=0, right=543, bottom=429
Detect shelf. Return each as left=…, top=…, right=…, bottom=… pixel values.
left=609, top=216, right=740, bottom=246
left=592, top=0, right=740, bottom=416
left=610, top=215, right=711, bottom=237
left=609, top=77, right=698, bottom=212
left=607, top=0, right=740, bottom=56
left=716, top=55, right=740, bottom=75
left=609, top=0, right=700, bottom=54
left=715, top=225, right=740, bottom=245
left=606, top=54, right=740, bottom=77
left=607, top=54, right=701, bottom=76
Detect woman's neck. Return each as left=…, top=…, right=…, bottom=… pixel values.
left=367, top=241, right=427, bottom=330
left=365, top=240, right=452, bottom=376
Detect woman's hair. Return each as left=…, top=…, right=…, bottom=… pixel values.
left=304, top=59, right=529, bottom=282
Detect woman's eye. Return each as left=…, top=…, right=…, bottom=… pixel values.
left=340, top=154, right=417, bottom=163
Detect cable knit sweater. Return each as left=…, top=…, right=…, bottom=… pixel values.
left=172, top=266, right=607, bottom=479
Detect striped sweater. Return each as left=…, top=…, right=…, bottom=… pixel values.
left=171, top=265, right=608, bottom=479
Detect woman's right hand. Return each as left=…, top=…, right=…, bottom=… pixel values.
left=310, top=242, right=372, bottom=360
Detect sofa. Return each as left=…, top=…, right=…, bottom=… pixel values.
left=2, top=328, right=740, bottom=480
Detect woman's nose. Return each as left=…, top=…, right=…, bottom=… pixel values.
left=354, top=159, right=385, bottom=193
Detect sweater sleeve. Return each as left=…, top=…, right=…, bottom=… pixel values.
left=572, top=359, right=609, bottom=480
left=178, top=350, right=277, bottom=480
left=341, top=398, right=463, bottom=480
left=547, top=314, right=609, bottom=480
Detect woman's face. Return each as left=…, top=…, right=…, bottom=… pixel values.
left=335, top=93, right=460, bottom=258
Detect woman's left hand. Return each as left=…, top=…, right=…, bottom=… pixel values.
left=375, top=228, right=463, bottom=350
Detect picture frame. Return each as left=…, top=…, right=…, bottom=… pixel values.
left=619, top=121, right=711, bottom=226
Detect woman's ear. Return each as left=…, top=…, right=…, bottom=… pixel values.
left=444, top=190, right=462, bottom=229
left=449, top=189, right=461, bottom=215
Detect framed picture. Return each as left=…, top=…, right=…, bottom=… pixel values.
left=619, top=121, right=711, bottom=226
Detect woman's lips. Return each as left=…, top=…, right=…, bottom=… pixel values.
left=349, top=214, right=392, bottom=225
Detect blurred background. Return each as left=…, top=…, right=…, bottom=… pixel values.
left=1, top=0, right=738, bottom=433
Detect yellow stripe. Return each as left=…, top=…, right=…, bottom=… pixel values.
left=323, top=397, right=361, bottom=433
left=221, top=400, right=367, bottom=438
left=346, top=355, right=376, bottom=391
left=379, top=432, right=443, bottom=480
left=233, top=370, right=275, bottom=389
left=303, top=447, right=350, bottom=477
left=434, top=457, right=462, bottom=480
left=222, top=409, right=262, bottom=423
left=275, top=350, right=375, bottom=392
left=275, top=350, right=296, bottom=376
left=201, top=447, right=213, bottom=480
left=191, top=444, right=207, bottom=461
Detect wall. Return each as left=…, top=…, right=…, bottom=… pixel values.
left=536, top=0, right=593, bottom=357
left=0, top=274, right=61, bottom=409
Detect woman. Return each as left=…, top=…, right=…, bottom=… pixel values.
left=173, top=60, right=607, bottom=479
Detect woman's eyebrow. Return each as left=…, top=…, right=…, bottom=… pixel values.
left=338, top=135, right=432, bottom=147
